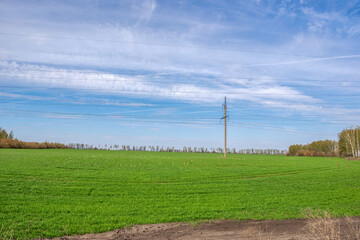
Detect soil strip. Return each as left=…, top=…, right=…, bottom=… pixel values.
left=45, top=217, right=360, bottom=240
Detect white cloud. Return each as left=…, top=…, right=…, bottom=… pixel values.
left=0, top=60, right=325, bottom=110
left=1, top=0, right=360, bottom=132
left=136, top=0, right=157, bottom=22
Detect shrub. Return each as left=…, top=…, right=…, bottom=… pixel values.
left=329, top=150, right=339, bottom=157
left=0, top=139, right=68, bottom=149
left=289, top=140, right=338, bottom=157
left=304, top=150, right=313, bottom=157
left=296, top=150, right=306, bottom=156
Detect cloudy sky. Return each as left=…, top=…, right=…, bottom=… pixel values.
left=0, top=0, right=360, bottom=150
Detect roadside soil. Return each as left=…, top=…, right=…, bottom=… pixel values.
left=46, top=217, right=360, bottom=240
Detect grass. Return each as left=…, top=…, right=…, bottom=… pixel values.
left=304, top=209, right=360, bottom=240
left=0, top=149, right=359, bottom=239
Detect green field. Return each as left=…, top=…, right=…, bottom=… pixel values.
left=0, top=149, right=359, bottom=239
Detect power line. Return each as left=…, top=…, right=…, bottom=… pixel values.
left=1, top=101, right=358, bottom=122
left=1, top=94, right=360, bottom=111
left=228, top=111, right=360, bottom=117
left=0, top=109, right=336, bottom=136
left=2, top=103, right=357, bottom=124
left=2, top=101, right=360, bottom=120
left=229, top=116, right=358, bottom=122
left=229, top=123, right=334, bottom=136
left=0, top=109, right=220, bottom=126
left=230, top=102, right=360, bottom=106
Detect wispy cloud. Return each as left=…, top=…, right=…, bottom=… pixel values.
left=134, top=0, right=157, bottom=22
left=244, top=54, right=360, bottom=67
left=0, top=61, right=319, bottom=107
left=4, top=60, right=360, bottom=128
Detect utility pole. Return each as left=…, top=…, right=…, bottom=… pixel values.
left=221, top=97, right=228, bottom=158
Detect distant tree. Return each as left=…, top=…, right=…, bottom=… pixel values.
left=339, top=126, right=360, bottom=158
left=0, top=127, right=13, bottom=139
left=0, top=128, right=6, bottom=139
left=288, top=140, right=339, bottom=157
left=288, top=144, right=303, bottom=156
left=8, top=131, right=14, bottom=140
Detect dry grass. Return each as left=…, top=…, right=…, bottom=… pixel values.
left=304, top=209, right=360, bottom=240
left=0, top=225, right=15, bottom=240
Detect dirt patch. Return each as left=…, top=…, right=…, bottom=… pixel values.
left=45, top=217, right=360, bottom=240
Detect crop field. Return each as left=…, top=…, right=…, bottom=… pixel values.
left=0, top=149, right=359, bottom=239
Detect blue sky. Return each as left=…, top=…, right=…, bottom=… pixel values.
left=0, top=0, right=360, bottom=150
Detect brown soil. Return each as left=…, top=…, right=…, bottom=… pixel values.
left=45, top=217, right=360, bottom=240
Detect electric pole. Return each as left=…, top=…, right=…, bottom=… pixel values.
left=221, top=97, right=228, bottom=158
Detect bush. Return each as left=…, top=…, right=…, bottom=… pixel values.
left=304, top=150, right=313, bottom=157
left=330, top=150, right=339, bottom=157
left=288, top=140, right=338, bottom=157
left=296, top=150, right=306, bottom=156
left=0, top=139, right=69, bottom=149
left=313, top=151, right=325, bottom=157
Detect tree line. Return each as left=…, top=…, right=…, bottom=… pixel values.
left=0, top=127, right=286, bottom=154
left=288, top=126, right=360, bottom=158
left=287, top=140, right=338, bottom=157
left=68, top=143, right=286, bottom=155
left=0, top=127, right=69, bottom=149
